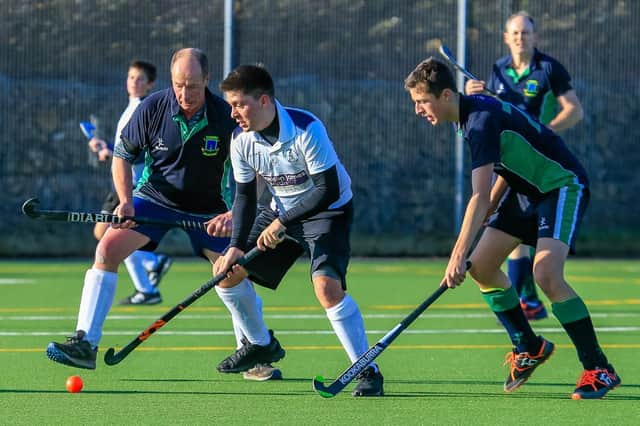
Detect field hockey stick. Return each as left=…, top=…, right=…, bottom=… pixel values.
left=312, top=260, right=472, bottom=398
left=438, top=44, right=497, bottom=96
left=22, top=197, right=208, bottom=232
left=104, top=246, right=264, bottom=366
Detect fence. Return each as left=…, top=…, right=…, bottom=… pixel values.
left=1, top=0, right=638, bottom=256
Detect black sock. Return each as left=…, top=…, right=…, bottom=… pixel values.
left=560, top=317, right=608, bottom=370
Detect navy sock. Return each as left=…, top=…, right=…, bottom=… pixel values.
left=481, top=286, right=539, bottom=353
left=507, top=257, right=539, bottom=301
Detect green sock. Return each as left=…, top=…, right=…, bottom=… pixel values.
left=481, top=286, right=538, bottom=352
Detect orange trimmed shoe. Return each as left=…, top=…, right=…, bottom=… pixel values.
left=504, top=337, right=555, bottom=392
left=571, top=365, right=621, bottom=400
left=520, top=299, right=548, bottom=321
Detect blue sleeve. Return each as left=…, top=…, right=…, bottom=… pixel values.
left=467, top=110, right=501, bottom=170
left=547, top=59, right=573, bottom=97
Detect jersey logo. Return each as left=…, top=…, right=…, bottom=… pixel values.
left=201, top=136, right=220, bottom=156
left=523, top=80, right=539, bottom=97
left=284, top=148, right=299, bottom=163
left=152, top=138, right=168, bottom=152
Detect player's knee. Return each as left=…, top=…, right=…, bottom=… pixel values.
left=532, top=260, right=561, bottom=292
left=312, top=275, right=344, bottom=308
left=94, top=239, right=126, bottom=268
left=468, top=264, right=497, bottom=287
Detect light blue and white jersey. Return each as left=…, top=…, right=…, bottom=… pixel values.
left=114, top=96, right=145, bottom=185
left=231, top=100, right=352, bottom=213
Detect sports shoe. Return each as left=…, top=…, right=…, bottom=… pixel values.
left=352, top=366, right=384, bottom=397
left=148, top=254, right=173, bottom=287
left=46, top=330, right=97, bottom=370
left=520, top=299, right=548, bottom=321
left=242, top=363, right=283, bottom=381
left=504, top=337, right=554, bottom=392
left=118, top=291, right=162, bottom=305
left=571, top=365, right=621, bottom=400
left=216, top=330, right=285, bottom=373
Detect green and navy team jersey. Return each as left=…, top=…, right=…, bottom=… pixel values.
left=486, top=48, right=573, bottom=124
left=459, top=95, right=588, bottom=200
left=117, top=87, right=237, bottom=214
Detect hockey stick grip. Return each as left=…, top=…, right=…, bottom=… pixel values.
left=21, top=197, right=208, bottom=231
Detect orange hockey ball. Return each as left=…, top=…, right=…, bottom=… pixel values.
left=65, top=375, right=83, bottom=393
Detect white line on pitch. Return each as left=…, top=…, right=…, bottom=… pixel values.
left=0, top=279, right=35, bottom=285
left=1, top=326, right=639, bottom=337
left=1, top=312, right=639, bottom=321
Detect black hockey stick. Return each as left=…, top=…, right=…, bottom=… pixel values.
left=437, top=44, right=497, bottom=96
left=104, top=246, right=263, bottom=365
left=21, top=197, right=208, bottom=232
left=312, top=260, right=471, bottom=398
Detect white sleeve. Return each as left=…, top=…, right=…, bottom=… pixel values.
left=230, top=135, right=256, bottom=184
left=300, top=121, right=338, bottom=175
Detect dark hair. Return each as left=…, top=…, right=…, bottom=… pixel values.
left=129, top=60, right=157, bottom=83
left=219, top=64, right=275, bottom=98
left=170, top=48, right=209, bottom=79
left=505, top=11, right=536, bottom=32
left=404, top=57, right=456, bottom=97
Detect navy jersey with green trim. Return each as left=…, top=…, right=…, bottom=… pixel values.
left=487, top=49, right=573, bottom=124
left=459, top=95, right=588, bottom=199
left=119, top=87, right=237, bottom=214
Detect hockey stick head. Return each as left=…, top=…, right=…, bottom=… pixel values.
left=21, top=198, right=41, bottom=218
left=312, top=375, right=338, bottom=398
left=103, top=347, right=121, bottom=366
left=437, top=44, right=478, bottom=81
left=437, top=44, right=455, bottom=63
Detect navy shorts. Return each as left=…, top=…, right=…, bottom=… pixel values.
left=488, top=185, right=589, bottom=253
left=242, top=201, right=353, bottom=290
left=130, top=196, right=229, bottom=257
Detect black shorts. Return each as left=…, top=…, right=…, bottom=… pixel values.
left=242, top=201, right=353, bottom=290
left=488, top=186, right=589, bottom=253
left=101, top=191, right=119, bottom=214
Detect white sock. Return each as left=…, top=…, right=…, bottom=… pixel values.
left=138, top=251, right=159, bottom=272
left=326, top=294, right=377, bottom=370
left=76, top=268, right=117, bottom=347
left=215, top=279, right=270, bottom=346
left=231, top=292, right=263, bottom=349
left=124, top=250, right=157, bottom=294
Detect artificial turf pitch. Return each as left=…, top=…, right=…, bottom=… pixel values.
left=0, top=258, right=638, bottom=424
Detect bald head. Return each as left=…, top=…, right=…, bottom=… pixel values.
left=170, top=48, right=210, bottom=119
left=170, top=48, right=209, bottom=79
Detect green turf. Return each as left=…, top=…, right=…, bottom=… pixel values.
left=0, top=258, right=638, bottom=424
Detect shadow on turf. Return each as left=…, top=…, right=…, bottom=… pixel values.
left=0, top=389, right=309, bottom=396
left=377, top=379, right=640, bottom=400
left=120, top=377, right=312, bottom=383
left=1, top=387, right=638, bottom=400
left=381, top=391, right=640, bottom=401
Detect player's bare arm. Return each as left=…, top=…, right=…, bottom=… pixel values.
left=547, top=90, right=583, bottom=132
left=111, top=156, right=136, bottom=229
left=485, top=175, right=509, bottom=223
left=444, top=163, right=493, bottom=288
